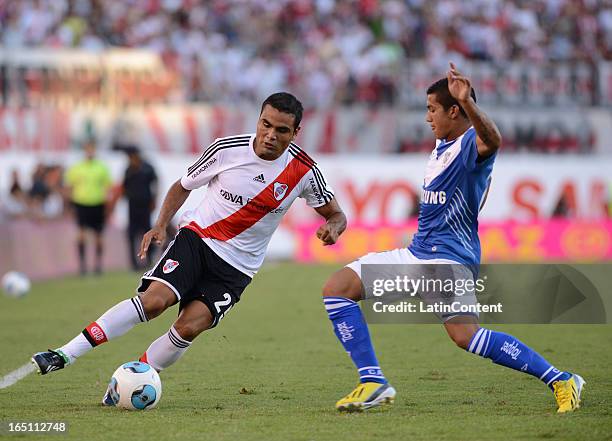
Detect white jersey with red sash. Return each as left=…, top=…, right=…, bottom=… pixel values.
left=179, top=133, right=334, bottom=277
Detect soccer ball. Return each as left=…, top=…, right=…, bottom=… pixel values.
left=2, top=271, right=31, bottom=298
left=105, top=361, right=162, bottom=410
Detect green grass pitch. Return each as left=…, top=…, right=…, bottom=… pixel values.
left=0, top=263, right=611, bottom=441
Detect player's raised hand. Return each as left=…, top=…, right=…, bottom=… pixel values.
left=316, top=223, right=339, bottom=246
left=138, top=225, right=167, bottom=260
left=447, top=62, right=472, bottom=103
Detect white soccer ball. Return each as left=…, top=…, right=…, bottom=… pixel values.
left=105, top=361, right=162, bottom=410
left=2, top=271, right=31, bottom=298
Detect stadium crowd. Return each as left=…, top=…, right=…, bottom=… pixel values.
left=1, top=0, right=610, bottom=107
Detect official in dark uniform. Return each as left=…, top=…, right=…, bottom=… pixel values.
left=113, top=146, right=158, bottom=270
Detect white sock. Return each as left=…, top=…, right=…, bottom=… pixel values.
left=97, top=297, right=147, bottom=339
left=59, top=297, right=147, bottom=363
left=141, top=326, right=191, bottom=371
left=58, top=334, right=90, bottom=364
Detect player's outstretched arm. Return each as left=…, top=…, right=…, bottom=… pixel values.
left=447, top=62, right=502, bottom=158
left=314, top=198, right=347, bottom=246
left=138, top=179, right=190, bottom=259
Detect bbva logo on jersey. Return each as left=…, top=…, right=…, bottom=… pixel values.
left=273, top=182, right=289, bottom=201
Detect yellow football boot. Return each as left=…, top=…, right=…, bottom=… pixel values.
left=553, top=374, right=585, bottom=413
left=335, top=382, right=396, bottom=412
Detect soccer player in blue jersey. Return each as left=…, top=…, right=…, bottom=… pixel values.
left=322, top=63, right=584, bottom=413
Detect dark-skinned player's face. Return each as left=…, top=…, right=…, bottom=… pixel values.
left=425, top=93, right=455, bottom=140
left=254, top=105, right=300, bottom=160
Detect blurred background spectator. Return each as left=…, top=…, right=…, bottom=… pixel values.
left=2, top=169, right=29, bottom=219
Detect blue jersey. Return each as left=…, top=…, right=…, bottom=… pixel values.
left=408, top=127, right=496, bottom=266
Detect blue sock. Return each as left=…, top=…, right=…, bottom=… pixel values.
left=324, top=297, right=387, bottom=384
left=467, top=328, right=571, bottom=389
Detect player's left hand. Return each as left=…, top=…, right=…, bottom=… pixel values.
left=447, top=62, right=472, bottom=103
left=316, top=224, right=339, bottom=246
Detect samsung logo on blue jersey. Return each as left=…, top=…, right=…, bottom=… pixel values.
left=422, top=190, right=446, bottom=205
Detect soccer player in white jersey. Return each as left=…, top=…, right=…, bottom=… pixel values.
left=32, top=93, right=347, bottom=401
left=322, top=63, right=584, bottom=413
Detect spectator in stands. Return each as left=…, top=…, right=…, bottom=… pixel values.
left=40, top=165, right=66, bottom=219
left=29, top=164, right=49, bottom=203
left=110, top=145, right=159, bottom=271
left=65, top=140, right=112, bottom=275
left=1, top=169, right=29, bottom=219
left=27, top=163, right=65, bottom=220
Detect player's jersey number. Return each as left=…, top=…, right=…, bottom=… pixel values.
left=214, top=293, right=233, bottom=321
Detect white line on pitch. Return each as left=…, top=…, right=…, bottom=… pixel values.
left=0, top=362, right=36, bottom=389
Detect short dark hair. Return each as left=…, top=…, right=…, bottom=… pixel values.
left=426, top=78, right=476, bottom=119
left=260, top=92, right=303, bottom=129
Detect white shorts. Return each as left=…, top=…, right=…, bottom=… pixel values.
left=346, top=248, right=479, bottom=322
left=346, top=248, right=460, bottom=278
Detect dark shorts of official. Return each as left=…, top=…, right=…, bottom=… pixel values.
left=73, top=202, right=106, bottom=232
left=137, top=228, right=252, bottom=328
